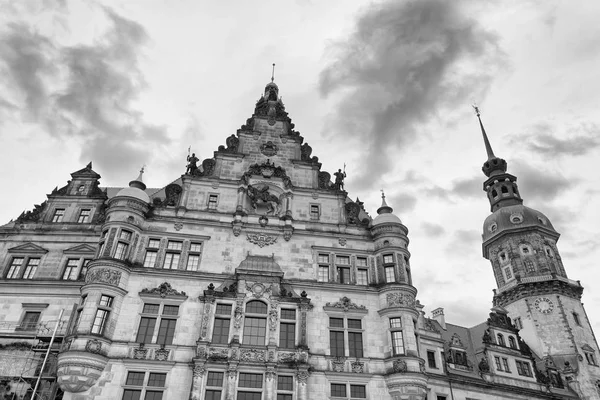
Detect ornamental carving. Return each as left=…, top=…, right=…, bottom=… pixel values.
left=387, top=293, right=415, bottom=307
left=16, top=201, right=47, bottom=223
left=191, top=159, right=217, bottom=177
left=242, top=160, right=292, bottom=189
left=209, top=348, right=229, bottom=360
left=247, top=184, right=281, bottom=215
left=266, top=368, right=276, bottom=381
left=269, top=309, right=278, bottom=331
left=393, top=360, right=407, bottom=373
left=449, top=333, right=465, bottom=349
left=325, top=296, right=366, bottom=311
left=240, top=117, right=254, bottom=131
left=193, top=365, right=206, bottom=377
left=296, top=370, right=310, bottom=385
left=155, top=347, right=170, bottom=361
left=218, top=134, right=240, bottom=153
left=162, top=184, right=182, bottom=207
left=240, top=349, right=266, bottom=362
left=140, top=282, right=187, bottom=298
left=260, top=141, right=278, bottom=156
left=345, top=202, right=367, bottom=226
left=351, top=361, right=364, bottom=373
left=318, top=172, right=333, bottom=190
left=300, top=143, right=318, bottom=163
left=133, top=343, right=148, bottom=360
left=85, top=339, right=103, bottom=355
left=247, top=232, right=278, bottom=248
left=85, top=268, right=121, bottom=286
left=331, top=358, right=346, bottom=372
left=478, top=357, right=490, bottom=373
left=424, top=319, right=439, bottom=333
left=278, top=352, right=297, bottom=363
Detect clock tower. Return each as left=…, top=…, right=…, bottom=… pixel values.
left=475, top=108, right=600, bottom=398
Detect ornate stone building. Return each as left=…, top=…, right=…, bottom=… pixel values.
left=0, top=80, right=598, bottom=400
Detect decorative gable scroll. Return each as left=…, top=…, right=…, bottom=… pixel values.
left=140, top=282, right=187, bottom=299
left=324, top=296, right=367, bottom=313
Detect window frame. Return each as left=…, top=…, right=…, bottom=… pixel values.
left=237, top=372, right=264, bottom=399
left=135, top=302, right=181, bottom=346
left=242, top=301, right=268, bottom=346
left=205, top=371, right=225, bottom=400
left=52, top=208, right=65, bottom=223
left=114, top=229, right=134, bottom=261
left=163, top=240, right=183, bottom=270
left=77, top=208, right=92, bottom=223
left=122, top=370, right=167, bottom=400
left=143, top=239, right=161, bottom=268
left=208, top=193, right=219, bottom=210
left=6, top=256, right=43, bottom=280
left=427, top=350, right=437, bottom=369
left=279, top=308, right=297, bottom=349
left=317, top=253, right=330, bottom=282
left=212, top=303, right=233, bottom=345
left=309, top=203, right=320, bottom=221
left=328, top=316, right=365, bottom=358
left=389, top=317, right=404, bottom=355
left=61, top=257, right=92, bottom=281
left=330, top=382, right=367, bottom=399
left=91, top=294, right=114, bottom=335
left=186, top=242, right=203, bottom=271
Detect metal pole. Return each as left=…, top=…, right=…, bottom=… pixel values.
left=31, top=308, right=64, bottom=399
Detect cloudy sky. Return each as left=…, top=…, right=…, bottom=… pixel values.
left=1, top=0, right=599, bottom=334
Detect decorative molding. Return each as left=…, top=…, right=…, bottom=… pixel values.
left=351, top=361, right=364, bottom=373
left=133, top=343, right=148, bottom=360
left=85, top=339, right=103, bottom=355
left=338, top=238, right=347, bottom=246
left=240, top=348, right=266, bottom=362
left=325, top=296, right=366, bottom=312
left=386, top=293, right=415, bottom=307
left=392, top=359, right=407, bottom=373
left=174, top=222, right=183, bottom=231
left=85, top=268, right=121, bottom=286
left=140, top=282, right=187, bottom=298
left=246, top=232, right=278, bottom=248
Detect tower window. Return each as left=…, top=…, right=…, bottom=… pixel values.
left=501, top=186, right=509, bottom=194
left=491, top=189, right=498, bottom=198
left=427, top=350, right=437, bottom=369
left=389, top=317, right=404, bottom=355
left=524, top=260, right=535, bottom=273
left=508, top=336, right=517, bottom=349
left=310, top=204, right=320, bottom=220
left=573, top=312, right=581, bottom=326
left=207, top=194, right=219, bottom=210
left=497, top=333, right=505, bottom=346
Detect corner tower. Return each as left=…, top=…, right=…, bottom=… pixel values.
left=475, top=108, right=600, bottom=397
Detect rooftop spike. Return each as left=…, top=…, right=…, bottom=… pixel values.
left=271, top=63, right=275, bottom=83
left=377, top=189, right=393, bottom=215
left=129, top=166, right=147, bottom=191
left=473, top=105, right=496, bottom=160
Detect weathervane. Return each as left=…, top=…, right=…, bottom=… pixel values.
left=271, top=63, right=276, bottom=82
left=472, top=104, right=481, bottom=117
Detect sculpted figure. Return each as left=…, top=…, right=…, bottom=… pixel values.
left=334, top=168, right=346, bottom=191
left=186, top=152, right=199, bottom=175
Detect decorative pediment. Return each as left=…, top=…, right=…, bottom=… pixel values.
left=140, top=282, right=187, bottom=299
left=241, top=160, right=292, bottom=189
left=64, top=244, right=97, bottom=254
left=325, top=296, right=367, bottom=313
left=71, top=162, right=101, bottom=179
left=8, top=243, right=48, bottom=254
left=449, top=333, right=466, bottom=349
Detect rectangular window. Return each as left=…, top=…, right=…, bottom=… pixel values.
left=383, top=254, right=394, bottom=264
left=157, top=318, right=177, bottom=345
left=163, top=252, right=180, bottom=269
left=494, top=356, right=502, bottom=371
left=80, top=259, right=91, bottom=280
left=277, top=375, right=293, bottom=400
left=318, top=266, right=329, bottom=282
left=573, top=312, right=581, bottom=326
left=7, top=257, right=24, bottom=279
left=522, top=362, right=532, bottom=376
left=136, top=317, right=157, bottom=343
left=148, top=239, right=160, bottom=248
left=348, top=331, right=363, bottom=357
left=356, top=257, right=367, bottom=267
left=389, top=318, right=402, bottom=329
left=120, top=230, right=133, bottom=241
left=385, top=266, right=395, bottom=283
left=310, top=204, right=320, bottom=220
left=19, top=311, right=41, bottom=330
left=212, top=304, right=232, bottom=344
left=279, top=322, right=296, bottom=349
left=91, top=309, right=109, bottom=334
left=77, top=209, right=91, bottom=223
left=337, top=266, right=350, bottom=284
left=330, top=330, right=345, bottom=357
left=208, top=194, right=219, bottom=210
left=190, top=242, right=202, bottom=253
left=238, top=373, right=263, bottom=388
left=144, top=251, right=158, bottom=268
left=205, top=371, right=224, bottom=400
left=350, top=385, right=366, bottom=398
left=331, top=384, right=346, bottom=397
left=114, top=242, right=129, bottom=260
left=242, top=317, right=267, bottom=346
left=136, top=303, right=178, bottom=345
left=63, top=258, right=80, bottom=280
left=427, top=350, right=437, bottom=369
left=336, top=255, right=350, bottom=265
left=52, top=208, right=65, bottom=222
left=122, top=371, right=166, bottom=400
left=502, top=358, right=510, bottom=372
left=391, top=331, right=404, bottom=355
left=23, top=258, right=40, bottom=279
left=356, top=269, right=368, bottom=285
left=100, top=295, right=114, bottom=307
left=167, top=241, right=182, bottom=251
left=504, top=266, right=513, bottom=280
left=186, top=254, right=200, bottom=271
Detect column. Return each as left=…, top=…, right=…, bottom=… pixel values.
left=225, top=364, right=238, bottom=400
left=189, top=363, right=205, bottom=400
left=265, top=367, right=276, bottom=400
left=295, top=369, right=310, bottom=400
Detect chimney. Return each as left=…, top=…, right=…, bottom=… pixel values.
left=432, top=307, right=446, bottom=330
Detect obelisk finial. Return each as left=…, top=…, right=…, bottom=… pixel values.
left=271, top=63, right=275, bottom=82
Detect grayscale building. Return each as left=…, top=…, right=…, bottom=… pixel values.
left=1, top=79, right=599, bottom=400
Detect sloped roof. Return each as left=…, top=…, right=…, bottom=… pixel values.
left=236, top=254, right=283, bottom=277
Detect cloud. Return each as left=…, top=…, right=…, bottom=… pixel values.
left=389, top=192, right=418, bottom=213
left=0, top=5, right=167, bottom=179
left=446, top=229, right=481, bottom=256
left=515, top=120, right=600, bottom=158
left=450, top=175, right=482, bottom=198
left=319, top=0, right=506, bottom=191
left=512, top=160, right=576, bottom=202
left=420, top=222, right=446, bottom=237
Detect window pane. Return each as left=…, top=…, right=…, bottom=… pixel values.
left=427, top=351, right=436, bottom=368
left=115, top=242, right=129, bottom=260
left=143, top=304, right=160, bottom=314
left=215, top=304, right=232, bottom=315
left=330, top=331, right=345, bottom=357
left=318, top=254, right=329, bottom=264
left=167, top=241, right=182, bottom=251
left=318, top=266, right=329, bottom=282
left=246, top=301, right=267, bottom=314
left=78, top=209, right=91, bottom=223
left=389, top=318, right=402, bottom=328
left=143, top=251, right=158, bottom=268
left=135, top=317, right=156, bottom=343
left=163, top=253, right=180, bottom=269
left=237, top=393, right=261, bottom=400
left=336, top=256, right=349, bottom=265
left=385, top=266, right=395, bottom=282
left=23, top=258, right=40, bottom=279
left=348, top=319, right=362, bottom=329
left=383, top=254, right=394, bottom=264
left=279, top=322, right=296, bottom=349
left=212, top=318, right=230, bottom=344
left=242, top=317, right=266, bottom=345
left=277, top=376, right=293, bottom=391
left=280, top=309, right=296, bottom=320
left=350, top=385, right=366, bottom=398
left=122, top=389, right=142, bottom=400
left=100, top=295, right=114, bottom=307
left=7, top=257, right=24, bottom=279
left=91, top=309, right=109, bottom=334
left=186, top=254, right=200, bottom=271
left=125, top=371, right=145, bottom=386
left=277, top=395, right=292, bottom=400
left=348, top=332, right=363, bottom=358
left=356, top=257, right=367, bottom=267
left=21, top=312, right=41, bottom=329
left=331, top=383, right=346, bottom=397
left=157, top=319, right=176, bottom=345
left=205, top=390, right=222, bottom=400
left=120, top=230, right=133, bottom=240
left=162, top=305, right=179, bottom=316
left=148, top=239, right=160, bottom=248
left=392, top=331, right=404, bottom=355
left=147, top=373, right=166, bottom=387
left=337, top=267, right=350, bottom=284
left=52, top=209, right=65, bottom=222
left=330, top=318, right=344, bottom=328
left=238, top=373, right=263, bottom=388
left=356, top=269, right=368, bottom=285
left=207, top=372, right=224, bottom=387
left=190, top=242, right=203, bottom=253
left=144, top=391, right=163, bottom=400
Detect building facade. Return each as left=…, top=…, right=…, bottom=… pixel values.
left=0, top=80, right=598, bottom=400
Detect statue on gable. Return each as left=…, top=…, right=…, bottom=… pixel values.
left=247, top=184, right=281, bottom=215
left=333, top=167, right=346, bottom=191
left=186, top=149, right=199, bottom=175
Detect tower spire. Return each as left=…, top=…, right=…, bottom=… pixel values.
left=377, top=189, right=393, bottom=215
left=129, top=166, right=147, bottom=191
left=473, top=105, right=496, bottom=160
left=271, top=63, right=275, bottom=83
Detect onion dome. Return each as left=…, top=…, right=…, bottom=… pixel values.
left=115, top=168, right=150, bottom=203
left=372, top=191, right=402, bottom=226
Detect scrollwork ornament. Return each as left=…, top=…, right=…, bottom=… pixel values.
left=193, top=365, right=206, bottom=377
left=296, top=370, right=310, bottom=385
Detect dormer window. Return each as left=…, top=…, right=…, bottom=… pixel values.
left=497, top=333, right=505, bottom=346
left=77, top=209, right=91, bottom=223
left=508, top=336, right=517, bottom=349
left=52, top=208, right=65, bottom=223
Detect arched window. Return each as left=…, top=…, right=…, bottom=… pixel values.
left=491, top=189, right=498, bottom=198
left=497, top=333, right=505, bottom=346
left=501, top=186, right=509, bottom=194
left=243, top=301, right=268, bottom=345
left=508, top=336, right=517, bottom=349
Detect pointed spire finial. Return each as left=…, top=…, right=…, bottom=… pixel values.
left=271, top=63, right=276, bottom=83
left=473, top=104, right=496, bottom=160
left=377, top=189, right=393, bottom=214
left=129, top=165, right=147, bottom=190
left=86, top=161, right=92, bottom=170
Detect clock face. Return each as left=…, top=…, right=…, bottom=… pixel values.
left=534, top=297, right=554, bottom=314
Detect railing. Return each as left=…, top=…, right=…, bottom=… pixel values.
left=0, top=319, right=69, bottom=336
